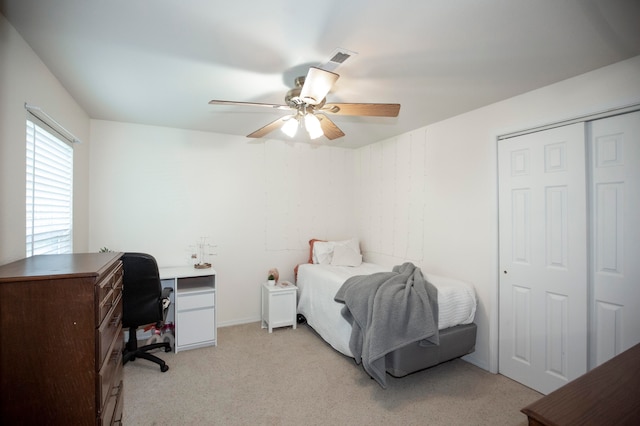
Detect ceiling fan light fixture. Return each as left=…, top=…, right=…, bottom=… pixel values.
left=281, top=116, right=299, bottom=137
left=305, top=113, right=323, bottom=139
left=300, top=67, right=339, bottom=105
left=209, top=52, right=400, bottom=141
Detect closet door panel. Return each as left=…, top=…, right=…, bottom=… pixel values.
left=499, top=123, right=588, bottom=395
left=589, top=111, right=640, bottom=368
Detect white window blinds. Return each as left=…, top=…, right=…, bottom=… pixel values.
left=26, top=119, right=73, bottom=257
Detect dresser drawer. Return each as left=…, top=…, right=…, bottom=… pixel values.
left=100, top=379, right=123, bottom=426
left=98, top=329, right=123, bottom=416
left=98, top=295, right=123, bottom=367
left=97, top=262, right=123, bottom=325
left=111, top=381, right=124, bottom=425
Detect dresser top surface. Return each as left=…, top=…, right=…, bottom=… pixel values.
left=522, top=342, right=640, bottom=425
left=0, top=252, right=123, bottom=282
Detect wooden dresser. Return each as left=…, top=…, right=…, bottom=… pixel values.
left=0, top=252, right=124, bottom=425
left=521, top=342, right=640, bottom=425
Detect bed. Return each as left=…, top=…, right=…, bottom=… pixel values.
left=295, top=238, right=478, bottom=386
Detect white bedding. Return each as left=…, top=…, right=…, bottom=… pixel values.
left=296, top=262, right=477, bottom=357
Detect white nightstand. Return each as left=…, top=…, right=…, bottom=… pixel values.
left=261, top=282, right=297, bottom=333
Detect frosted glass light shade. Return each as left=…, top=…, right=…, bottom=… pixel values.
left=281, top=116, right=298, bottom=137
left=300, top=67, right=339, bottom=105
left=304, top=114, right=323, bottom=139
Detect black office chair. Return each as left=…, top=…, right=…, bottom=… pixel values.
left=122, top=252, right=173, bottom=372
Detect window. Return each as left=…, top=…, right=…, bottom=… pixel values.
left=26, top=119, right=73, bottom=256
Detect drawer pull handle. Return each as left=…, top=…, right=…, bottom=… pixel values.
left=111, top=292, right=121, bottom=305
left=110, top=350, right=120, bottom=363
left=111, top=381, right=122, bottom=397
left=110, top=313, right=122, bottom=326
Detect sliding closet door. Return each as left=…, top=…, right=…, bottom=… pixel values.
left=498, top=123, right=588, bottom=395
left=588, top=111, right=640, bottom=368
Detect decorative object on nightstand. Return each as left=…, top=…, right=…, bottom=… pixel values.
left=261, top=281, right=298, bottom=333
left=267, top=274, right=276, bottom=286
left=268, top=268, right=280, bottom=285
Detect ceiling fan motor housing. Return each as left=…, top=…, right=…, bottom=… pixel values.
left=286, top=86, right=326, bottom=111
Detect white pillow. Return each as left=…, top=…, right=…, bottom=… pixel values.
left=312, top=238, right=362, bottom=265
left=312, top=241, right=334, bottom=265
left=330, top=242, right=363, bottom=266
left=341, top=238, right=361, bottom=254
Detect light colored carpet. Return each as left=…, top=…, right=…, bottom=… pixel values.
left=123, top=322, right=541, bottom=425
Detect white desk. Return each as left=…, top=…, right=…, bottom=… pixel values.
left=159, top=266, right=217, bottom=353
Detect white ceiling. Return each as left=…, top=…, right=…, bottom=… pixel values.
left=2, top=0, right=640, bottom=148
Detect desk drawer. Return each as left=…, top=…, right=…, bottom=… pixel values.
left=178, top=290, right=215, bottom=311
left=177, top=306, right=215, bottom=347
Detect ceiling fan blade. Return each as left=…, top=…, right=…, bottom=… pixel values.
left=299, top=67, right=339, bottom=105
left=247, top=116, right=290, bottom=138
left=209, top=99, right=292, bottom=111
left=318, top=115, right=345, bottom=140
left=321, top=103, right=400, bottom=117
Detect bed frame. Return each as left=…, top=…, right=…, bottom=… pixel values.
left=384, top=323, right=477, bottom=377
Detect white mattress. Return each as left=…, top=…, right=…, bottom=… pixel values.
left=296, top=263, right=477, bottom=357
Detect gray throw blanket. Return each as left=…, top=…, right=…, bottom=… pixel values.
left=334, top=262, right=438, bottom=388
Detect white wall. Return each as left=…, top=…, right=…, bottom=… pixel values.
left=354, top=55, right=640, bottom=371
left=4, top=9, right=640, bottom=373
left=0, top=13, right=91, bottom=265
left=89, top=120, right=356, bottom=326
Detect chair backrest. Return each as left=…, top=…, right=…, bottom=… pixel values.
left=122, top=252, right=163, bottom=328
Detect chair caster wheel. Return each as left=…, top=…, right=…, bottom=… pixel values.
left=160, top=364, right=169, bottom=372
left=165, top=346, right=172, bottom=352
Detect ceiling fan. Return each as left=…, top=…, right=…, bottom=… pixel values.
left=208, top=59, right=400, bottom=141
